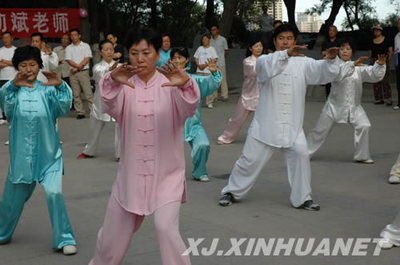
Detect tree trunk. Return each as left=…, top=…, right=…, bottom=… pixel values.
left=88, top=0, right=100, bottom=43
left=104, top=0, right=110, bottom=34
left=283, top=0, right=299, bottom=33
left=219, top=0, right=239, bottom=38
left=149, top=0, right=158, bottom=27
left=205, top=0, right=215, bottom=29
left=318, top=0, right=344, bottom=35
left=343, top=0, right=355, bottom=31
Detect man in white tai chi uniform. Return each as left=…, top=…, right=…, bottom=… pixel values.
left=219, top=24, right=344, bottom=211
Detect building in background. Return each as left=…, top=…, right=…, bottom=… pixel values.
left=296, top=12, right=324, bottom=33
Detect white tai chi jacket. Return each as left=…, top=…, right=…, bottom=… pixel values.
left=91, top=60, right=120, bottom=122
left=252, top=50, right=342, bottom=148
left=323, top=61, right=386, bottom=123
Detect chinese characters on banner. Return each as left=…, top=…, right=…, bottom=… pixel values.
left=0, top=9, right=80, bottom=38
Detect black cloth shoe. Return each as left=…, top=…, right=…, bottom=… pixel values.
left=219, top=193, right=234, bottom=207
left=76, top=114, right=85, bottom=119
left=301, top=200, right=320, bottom=211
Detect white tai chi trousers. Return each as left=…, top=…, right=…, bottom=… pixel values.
left=307, top=110, right=371, bottom=161
left=390, top=153, right=400, bottom=177
left=221, top=130, right=313, bottom=208
left=83, top=117, right=121, bottom=159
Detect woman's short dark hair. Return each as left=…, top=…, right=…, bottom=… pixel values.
left=170, top=47, right=189, bottom=59
left=273, top=24, right=298, bottom=40
left=338, top=38, right=356, bottom=56
left=12, top=46, right=43, bottom=69
left=99, top=39, right=113, bottom=51
left=200, top=33, right=211, bottom=46
left=124, top=27, right=162, bottom=52
left=246, top=38, right=263, bottom=57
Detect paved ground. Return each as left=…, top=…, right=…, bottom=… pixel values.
left=0, top=49, right=399, bottom=264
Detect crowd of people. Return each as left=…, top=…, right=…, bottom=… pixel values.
left=0, top=17, right=400, bottom=265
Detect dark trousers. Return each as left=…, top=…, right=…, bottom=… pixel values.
left=0, top=80, right=8, bottom=119
left=396, top=54, right=400, bottom=106
left=372, top=60, right=391, bottom=101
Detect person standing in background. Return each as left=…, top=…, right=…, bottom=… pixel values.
left=30, top=32, right=59, bottom=83
left=106, top=32, right=125, bottom=63
left=207, top=25, right=229, bottom=105
left=54, top=34, right=71, bottom=85
left=321, top=25, right=339, bottom=97
left=370, top=25, right=393, bottom=105
left=255, top=4, right=274, bottom=53
left=0, top=31, right=17, bottom=125
left=393, top=18, right=400, bottom=110
left=156, top=34, right=171, bottom=68
left=65, top=28, right=93, bottom=119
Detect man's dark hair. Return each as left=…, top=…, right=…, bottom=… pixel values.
left=70, top=28, right=81, bottom=35
left=210, top=24, right=219, bottom=30
left=106, top=32, right=118, bottom=39
left=328, top=25, right=338, bottom=31
left=124, top=27, right=162, bottom=51
left=12, top=46, right=43, bottom=69
left=2, top=31, right=12, bottom=38
left=99, top=39, right=113, bottom=51
left=273, top=20, right=283, bottom=27
left=273, top=24, right=298, bottom=40
left=31, top=32, right=44, bottom=41
left=161, top=33, right=170, bottom=39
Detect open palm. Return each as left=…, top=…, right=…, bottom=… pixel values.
left=13, top=72, right=34, bottom=88
left=42, top=71, right=62, bottom=86
left=158, top=60, right=190, bottom=87
left=110, top=63, right=136, bottom=89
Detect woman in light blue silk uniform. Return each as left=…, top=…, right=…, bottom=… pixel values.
left=0, top=46, right=77, bottom=255
left=167, top=47, right=221, bottom=181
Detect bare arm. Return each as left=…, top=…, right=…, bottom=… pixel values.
left=388, top=46, right=394, bottom=61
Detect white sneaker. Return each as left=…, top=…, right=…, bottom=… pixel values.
left=378, top=238, right=395, bottom=249
left=207, top=103, right=214, bottom=109
left=62, top=245, right=77, bottom=255
left=388, top=175, right=400, bottom=184
left=354, top=159, right=374, bottom=164
left=393, top=105, right=400, bottom=110
left=0, top=119, right=7, bottom=125
left=4, top=140, right=9, bottom=145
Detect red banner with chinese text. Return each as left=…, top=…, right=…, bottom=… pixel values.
left=0, top=9, right=80, bottom=38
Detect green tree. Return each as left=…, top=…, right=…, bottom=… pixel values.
left=341, top=0, right=378, bottom=30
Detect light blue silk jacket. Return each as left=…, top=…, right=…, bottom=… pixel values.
left=0, top=80, right=72, bottom=184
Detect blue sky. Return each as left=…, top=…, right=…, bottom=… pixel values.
left=282, top=0, right=398, bottom=29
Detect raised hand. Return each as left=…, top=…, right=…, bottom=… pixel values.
left=377, top=54, right=387, bottom=65
left=41, top=71, right=62, bottom=86
left=108, top=60, right=120, bottom=71
left=287, top=45, right=308, bottom=57
left=110, top=63, right=136, bottom=89
left=354, top=56, right=369, bottom=66
left=158, top=60, right=190, bottom=87
left=324, top=47, right=339, bottom=59
left=206, top=58, right=218, bottom=73
left=42, top=43, right=53, bottom=55
left=13, top=71, right=34, bottom=88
